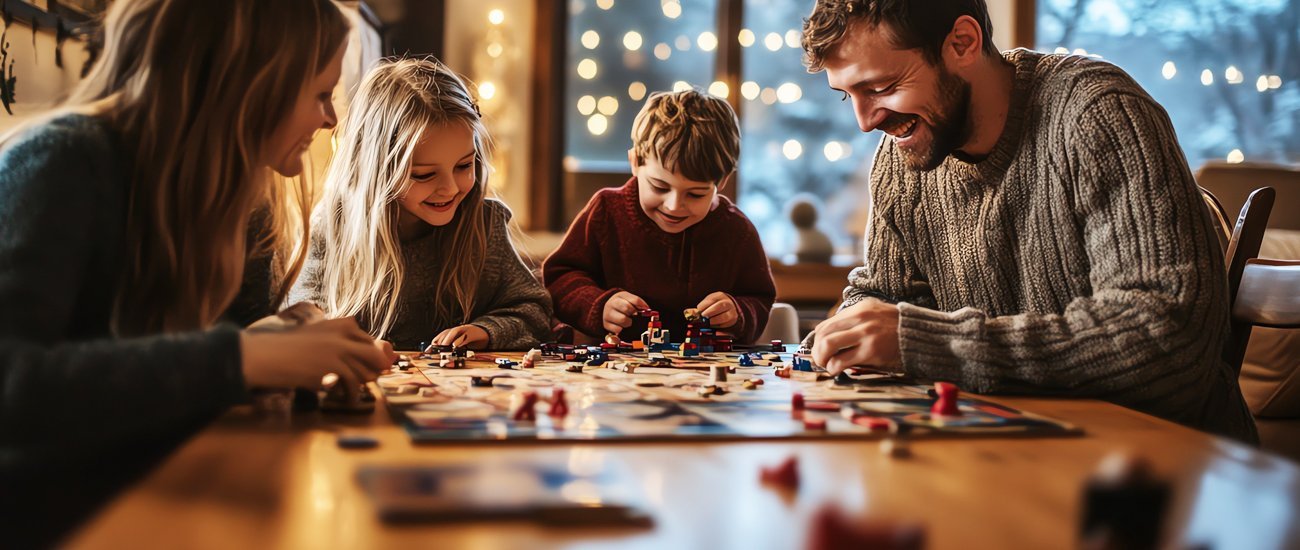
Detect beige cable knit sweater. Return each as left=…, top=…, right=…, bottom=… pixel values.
left=842, top=49, right=1257, bottom=442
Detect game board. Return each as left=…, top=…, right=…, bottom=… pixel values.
left=376, top=346, right=1082, bottom=444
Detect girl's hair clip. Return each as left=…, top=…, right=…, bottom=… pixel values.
left=472, top=100, right=482, bottom=118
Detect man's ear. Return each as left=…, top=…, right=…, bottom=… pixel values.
left=943, top=15, right=984, bottom=71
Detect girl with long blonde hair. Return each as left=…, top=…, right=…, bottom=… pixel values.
left=0, top=2, right=389, bottom=540
left=292, top=58, right=551, bottom=351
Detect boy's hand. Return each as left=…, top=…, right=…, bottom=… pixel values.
left=433, top=324, right=490, bottom=349
left=603, top=291, right=650, bottom=334
left=697, top=292, right=739, bottom=329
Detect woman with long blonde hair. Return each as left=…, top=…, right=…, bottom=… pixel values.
left=0, top=1, right=389, bottom=541
left=291, top=58, right=551, bottom=351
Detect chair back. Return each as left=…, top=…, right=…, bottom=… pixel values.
left=1223, top=188, right=1277, bottom=372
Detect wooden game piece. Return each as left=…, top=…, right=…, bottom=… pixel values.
left=833, top=372, right=854, bottom=386
left=549, top=388, right=569, bottom=418
left=770, top=339, right=785, bottom=352
left=393, top=384, right=418, bottom=395
left=511, top=391, right=538, bottom=422
left=791, top=392, right=805, bottom=419
left=852, top=416, right=893, bottom=431
left=742, top=379, right=758, bottom=390
left=418, top=387, right=439, bottom=398
left=605, top=333, right=621, bottom=345
left=619, top=363, right=637, bottom=374
left=471, top=376, right=494, bottom=387
left=880, top=438, right=911, bottom=458
left=805, top=401, right=839, bottom=412
left=738, top=355, right=755, bottom=367
left=697, top=384, right=725, bottom=397
left=521, top=349, right=540, bottom=368
left=711, top=365, right=728, bottom=383
left=759, top=455, right=799, bottom=491
left=806, top=505, right=925, bottom=550
left=495, top=357, right=518, bottom=369
left=803, top=417, right=827, bottom=431
left=775, top=364, right=793, bottom=378
left=565, top=363, right=584, bottom=373
left=1080, top=453, right=1170, bottom=550
left=930, top=381, right=962, bottom=416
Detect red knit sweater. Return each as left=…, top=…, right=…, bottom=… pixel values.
left=543, top=178, right=776, bottom=344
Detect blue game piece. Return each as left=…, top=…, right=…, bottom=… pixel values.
left=738, top=355, right=755, bottom=367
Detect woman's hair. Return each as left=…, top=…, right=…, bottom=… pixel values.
left=59, top=0, right=348, bottom=335
left=313, top=57, right=493, bottom=339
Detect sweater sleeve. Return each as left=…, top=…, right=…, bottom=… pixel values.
left=542, top=193, right=622, bottom=337
left=725, top=217, right=776, bottom=343
left=894, top=92, right=1251, bottom=437
left=0, top=119, right=248, bottom=472
left=468, top=202, right=554, bottom=349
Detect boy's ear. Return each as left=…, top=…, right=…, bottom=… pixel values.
left=627, top=148, right=639, bottom=176
left=716, top=172, right=734, bottom=192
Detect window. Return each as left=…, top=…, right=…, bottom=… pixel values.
left=561, top=0, right=868, bottom=259
left=1037, top=0, right=1299, bottom=169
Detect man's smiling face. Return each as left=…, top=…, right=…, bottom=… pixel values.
left=823, top=20, right=971, bottom=171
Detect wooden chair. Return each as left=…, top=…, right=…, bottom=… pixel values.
left=1222, top=187, right=1277, bottom=373
left=1226, top=259, right=1300, bottom=373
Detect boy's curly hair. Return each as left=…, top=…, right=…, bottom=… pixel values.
left=630, top=89, right=740, bottom=184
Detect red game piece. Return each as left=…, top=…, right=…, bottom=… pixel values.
left=759, top=455, right=800, bottom=490
left=851, top=416, right=893, bottom=431
left=549, top=388, right=569, bottom=418
left=791, top=392, right=805, bottom=419
left=930, top=382, right=961, bottom=416
left=512, top=391, right=538, bottom=421
left=806, top=505, right=925, bottom=550
left=803, top=417, right=827, bottom=431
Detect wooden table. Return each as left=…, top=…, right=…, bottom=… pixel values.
left=66, top=390, right=1300, bottom=550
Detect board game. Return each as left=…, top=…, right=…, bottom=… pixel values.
left=375, top=341, right=1082, bottom=444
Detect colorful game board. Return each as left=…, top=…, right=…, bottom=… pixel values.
left=377, top=348, right=1082, bottom=444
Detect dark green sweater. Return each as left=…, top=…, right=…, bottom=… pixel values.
left=0, top=114, right=251, bottom=542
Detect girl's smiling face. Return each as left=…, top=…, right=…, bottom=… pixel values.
left=398, top=123, right=478, bottom=230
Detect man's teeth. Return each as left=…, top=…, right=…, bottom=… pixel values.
left=887, top=119, right=917, bottom=138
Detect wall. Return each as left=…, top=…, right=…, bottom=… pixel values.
left=0, top=20, right=89, bottom=134
left=443, top=1, right=537, bottom=229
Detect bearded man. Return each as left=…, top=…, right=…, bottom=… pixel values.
left=801, top=0, right=1256, bottom=442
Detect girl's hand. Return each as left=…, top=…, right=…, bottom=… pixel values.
left=697, top=292, right=739, bottom=329
left=240, top=317, right=389, bottom=401
left=246, top=302, right=326, bottom=332
left=432, top=324, right=490, bottom=349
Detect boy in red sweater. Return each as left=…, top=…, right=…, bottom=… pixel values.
left=544, top=89, right=776, bottom=344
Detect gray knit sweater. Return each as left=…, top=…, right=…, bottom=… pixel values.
left=289, top=199, right=552, bottom=350
left=842, top=49, right=1256, bottom=442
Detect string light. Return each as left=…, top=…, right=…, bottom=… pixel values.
left=1054, top=47, right=1069, bottom=54
left=478, top=81, right=496, bottom=100
left=488, top=9, right=504, bottom=25
left=623, top=31, right=643, bottom=51
left=782, top=139, right=803, bottom=160
left=675, top=35, right=691, bottom=50
left=740, top=81, right=760, bottom=100
left=662, top=1, right=681, bottom=19
left=1256, top=75, right=1269, bottom=92
left=1225, top=65, right=1243, bottom=84
left=1226, top=149, right=1244, bottom=164
left=596, top=0, right=614, bottom=10
left=764, top=32, right=782, bottom=51
left=1200, top=69, right=1213, bottom=86
left=1072, top=48, right=1087, bottom=55
left=1268, top=75, right=1282, bottom=89
left=654, top=43, right=672, bottom=60
left=760, top=87, right=777, bottom=105
left=588, top=114, right=609, bottom=135
left=784, top=29, right=800, bottom=48
left=577, top=59, right=599, bottom=79
left=597, top=96, right=619, bottom=115
left=673, top=80, right=692, bottom=92
left=698, top=31, right=718, bottom=51
left=1161, top=61, right=1176, bottom=80
left=628, top=81, right=647, bottom=101
left=708, top=81, right=729, bottom=98
left=824, top=141, right=849, bottom=162
left=738, top=29, right=755, bottom=47
left=581, top=30, right=600, bottom=49
left=577, top=95, right=596, bottom=115
left=776, top=82, right=802, bottom=103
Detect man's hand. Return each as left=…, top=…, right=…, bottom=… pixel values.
left=697, top=292, right=739, bottom=329
left=810, top=298, right=901, bottom=375
left=602, top=291, right=650, bottom=335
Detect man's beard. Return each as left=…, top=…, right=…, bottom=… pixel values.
left=900, top=68, right=971, bottom=172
